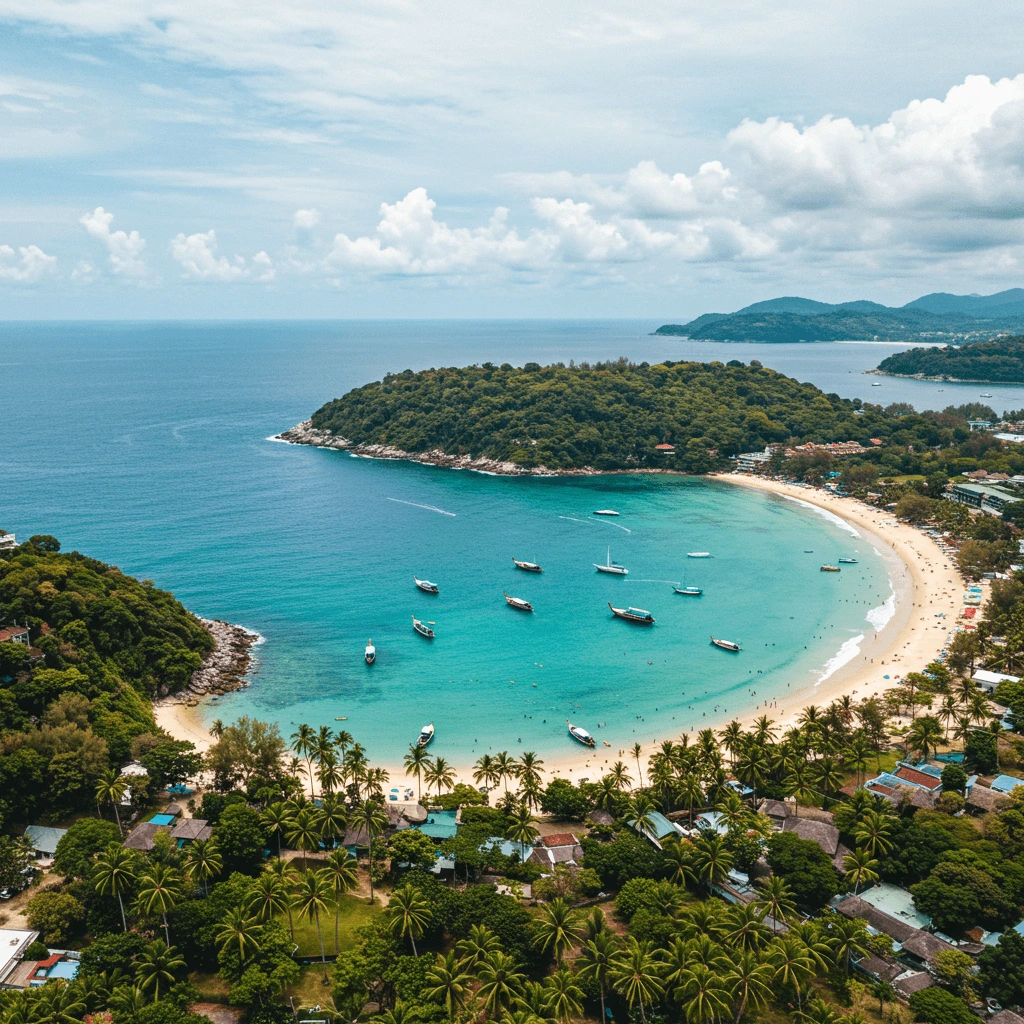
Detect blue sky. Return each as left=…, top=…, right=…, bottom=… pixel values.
left=2, top=0, right=1024, bottom=318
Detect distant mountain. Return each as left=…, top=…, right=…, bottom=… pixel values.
left=654, top=288, right=1024, bottom=343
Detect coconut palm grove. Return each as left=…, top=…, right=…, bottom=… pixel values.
left=1, top=534, right=1023, bottom=1024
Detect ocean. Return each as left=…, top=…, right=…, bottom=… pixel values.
left=1, top=319, right=1006, bottom=768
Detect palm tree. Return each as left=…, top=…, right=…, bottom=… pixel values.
left=631, top=742, right=645, bottom=788
left=403, top=745, right=431, bottom=802
left=674, top=962, right=731, bottom=1024
left=135, top=863, right=181, bottom=946
left=662, top=838, right=694, bottom=887
left=768, top=936, right=815, bottom=1009
left=506, top=803, right=538, bottom=860
left=677, top=773, right=705, bottom=825
left=826, top=916, right=870, bottom=976
left=843, top=848, right=879, bottom=895
left=246, top=870, right=290, bottom=925
left=848, top=734, right=874, bottom=788
left=814, top=754, right=846, bottom=808
left=472, top=753, right=501, bottom=793
left=424, top=757, right=456, bottom=799
left=691, top=833, right=734, bottom=890
left=476, top=950, right=527, bottom=1018
left=261, top=801, right=290, bottom=858
left=519, top=775, right=542, bottom=811
left=725, top=902, right=771, bottom=953
left=285, top=806, right=323, bottom=869
left=290, top=723, right=316, bottom=799
left=720, top=721, right=745, bottom=765
left=727, top=951, right=773, bottom=1024
left=424, top=951, right=473, bottom=1015
left=625, top=794, right=659, bottom=841
left=349, top=798, right=389, bottom=903
left=135, top=939, right=185, bottom=1002
left=906, top=715, right=943, bottom=761
left=494, top=751, right=520, bottom=796
left=317, top=794, right=348, bottom=849
left=316, top=753, right=344, bottom=796
left=533, top=897, right=582, bottom=964
left=609, top=761, right=633, bottom=790
left=215, top=905, right=261, bottom=964
left=293, top=868, right=333, bottom=981
left=387, top=883, right=430, bottom=956
left=94, top=843, right=135, bottom=932
left=754, top=875, right=796, bottom=934
left=324, top=849, right=359, bottom=953
left=609, top=937, right=664, bottom=1024
left=184, top=838, right=222, bottom=896
left=264, top=859, right=299, bottom=938
left=544, top=966, right=584, bottom=1023
left=577, top=930, right=618, bottom=1023
left=94, top=770, right=127, bottom=834
left=518, top=751, right=545, bottom=789
left=456, top=922, right=502, bottom=968
left=853, top=809, right=894, bottom=858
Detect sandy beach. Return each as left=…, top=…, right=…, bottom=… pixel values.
left=155, top=474, right=971, bottom=789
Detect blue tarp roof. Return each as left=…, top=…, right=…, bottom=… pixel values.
left=991, top=774, right=1024, bottom=793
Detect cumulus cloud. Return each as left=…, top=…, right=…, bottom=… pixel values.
left=0, top=244, right=56, bottom=282
left=293, top=208, right=321, bottom=230
left=80, top=207, right=148, bottom=278
left=170, top=229, right=275, bottom=281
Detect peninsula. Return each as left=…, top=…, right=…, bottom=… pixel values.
left=875, top=334, right=1024, bottom=383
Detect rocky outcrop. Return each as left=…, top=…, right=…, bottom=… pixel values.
left=275, top=420, right=353, bottom=450
left=158, top=618, right=260, bottom=704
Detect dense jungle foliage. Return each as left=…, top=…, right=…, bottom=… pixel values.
left=877, top=336, right=1024, bottom=383
left=0, top=535, right=213, bottom=826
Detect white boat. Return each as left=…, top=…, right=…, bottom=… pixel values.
left=838, top=557, right=858, bottom=564
left=687, top=552, right=710, bottom=558
left=674, top=585, right=703, bottom=596
left=567, top=719, right=595, bottom=747
left=414, top=577, right=439, bottom=594
left=504, top=592, right=533, bottom=612
left=608, top=602, right=654, bottom=624
left=871, top=382, right=882, bottom=386
left=710, top=635, right=741, bottom=652
left=512, top=558, right=543, bottom=573
left=594, top=547, right=628, bottom=575
left=412, top=616, right=435, bottom=638
left=417, top=722, right=434, bottom=747
left=365, top=639, right=376, bottom=665
left=593, top=510, right=620, bottom=516
left=980, top=392, right=993, bottom=398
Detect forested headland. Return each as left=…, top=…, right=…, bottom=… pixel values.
left=876, top=336, right=1024, bottom=383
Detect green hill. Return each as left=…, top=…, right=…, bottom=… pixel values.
left=309, top=358, right=886, bottom=472
left=876, top=335, right=1024, bottom=383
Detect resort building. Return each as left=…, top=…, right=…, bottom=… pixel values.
left=629, top=810, right=685, bottom=847
left=0, top=930, right=41, bottom=987
left=0, top=534, right=16, bottom=552
left=23, top=826, right=66, bottom=866
left=862, top=762, right=943, bottom=806
left=972, top=668, right=1019, bottom=694
left=990, top=773, right=1024, bottom=795
left=736, top=448, right=772, bottom=472
left=786, top=441, right=869, bottom=458
left=947, top=481, right=1020, bottom=515
left=527, top=833, right=584, bottom=870
left=0, top=626, right=30, bottom=646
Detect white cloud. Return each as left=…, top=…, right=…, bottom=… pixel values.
left=0, top=243, right=56, bottom=282
left=293, top=208, right=320, bottom=229
left=70, top=259, right=97, bottom=283
left=80, top=206, right=148, bottom=278
left=170, top=229, right=275, bottom=281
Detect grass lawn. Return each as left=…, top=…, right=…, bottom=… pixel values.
left=286, top=965, right=337, bottom=1010
left=281, top=893, right=380, bottom=958
left=190, top=972, right=231, bottom=1001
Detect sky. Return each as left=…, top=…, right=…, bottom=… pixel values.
left=2, top=0, right=1024, bottom=319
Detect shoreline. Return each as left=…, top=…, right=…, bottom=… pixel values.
left=867, top=368, right=1021, bottom=385
left=157, top=475, right=971, bottom=788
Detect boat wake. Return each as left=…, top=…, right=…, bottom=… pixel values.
left=558, top=515, right=631, bottom=533
left=386, top=498, right=457, bottom=517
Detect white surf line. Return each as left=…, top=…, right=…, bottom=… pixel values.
left=386, top=497, right=457, bottom=517
left=781, top=494, right=860, bottom=538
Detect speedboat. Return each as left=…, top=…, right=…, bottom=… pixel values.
left=512, top=558, right=543, bottom=573
left=674, top=585, right=703, bottom=596
left=687, top=552, right=710, bottom=558
left=838, top=557, right=858, bottom=564
left=417, top=722, right=434, bottom=747
left=608, top=602, right=654, bottom=624
left=594, top=547, right=628, bottom=575
left=593, top=510, right=620, bottom=516
left=980, top=392, right=993, bottom=398
left=871, top=382, right=882, bottom=386
left=567, top=719, right=595, bottom=747
left=412, top=616, right=435, bottom=638
left=710, top=635, right=741, bottom=652
left=504, top=593, right=533, bottom=612
left=414, top=577, right=439, bottom=594
left=820, top=564, right=841, bottom=572
left=365, top=639, right=376, bottom=665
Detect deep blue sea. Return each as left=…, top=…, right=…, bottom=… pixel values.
left=3, top=320, right=1020, bottom=770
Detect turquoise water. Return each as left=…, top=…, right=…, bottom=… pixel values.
left=1, top=321, right=900, bottom=770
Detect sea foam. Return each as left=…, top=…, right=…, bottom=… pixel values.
left=782, top=494, right=861, bottom=537
left=866, top=587, right=896, bottom=631
left=817, top=632, right=866, bottom=684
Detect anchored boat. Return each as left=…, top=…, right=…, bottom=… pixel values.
left=414, top=577, right=439, bottom=594
left=567, top=719, right=596, bottom=747
left=412, top=616, right=435, bottom=638
left=687, top=552, right=710, bottom=558
left=365, top=639, right=376, bottom=665
left=417, top=722, right=435, bottom=747
left=820, top=564, right=841, bottom=572
left=710, top=635, right=741, bottom=652
left=504, top=592, right=533, bottom=612
left=838, top=557, right=858, bottom=564
left=674, top=585, right=703, bottom=596
left=512, top=558, right=543, bottom=573
left=593, top=509, right=620, bottom=516
left=594, top=547, right=628, bottom=575
left=608, top=602, right=654, bottom=624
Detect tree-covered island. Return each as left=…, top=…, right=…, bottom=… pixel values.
left=876, top=336, right=1024, bottom=383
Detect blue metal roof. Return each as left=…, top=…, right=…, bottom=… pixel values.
left=991, top=774, right=1024, bottom=794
